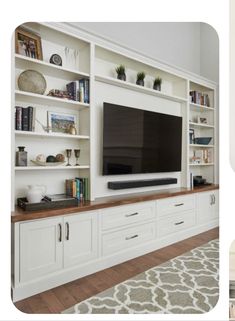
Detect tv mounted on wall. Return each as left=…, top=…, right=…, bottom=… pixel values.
left=102, top=102, right=182, bottom=175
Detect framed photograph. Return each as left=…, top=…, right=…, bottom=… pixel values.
left=197, top=116, right=208, bottom=124
left=15, top=27, right=43, bottom=60
left=47, top=111, right=77, bottom=134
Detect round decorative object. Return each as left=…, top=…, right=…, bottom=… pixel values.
left=18, top=69, right=47, bottom=95
left=55, top=153, right=65, bottom=162
left=46, top=155, right=56, bottom=163
left=49, top=54, right=62, bottom=66
left=36, top=154, right=46, bottom=163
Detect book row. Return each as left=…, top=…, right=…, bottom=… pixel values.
left=189, top=90, right=210, bottom=107
left=65, top=177, right=89, bottom=202
left=66, top=79, right=89, bottom=103
left=15, top=106, right=35, bottom=131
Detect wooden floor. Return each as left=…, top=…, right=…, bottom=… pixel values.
left=14, top=227, right=219, bottom=314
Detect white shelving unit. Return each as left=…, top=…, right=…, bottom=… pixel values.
left=13, top=22, right=91, bottom=204
left=12, top=22, right=219, bottom=208
left=188, top=80, right=216, bottom=186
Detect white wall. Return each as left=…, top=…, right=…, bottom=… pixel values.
left=200, top=23, right=219, bottom=82
left=72, top=22, right=219, bottom=82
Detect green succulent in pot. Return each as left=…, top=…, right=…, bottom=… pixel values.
left=115, top=64, right=126, bottom=81
left=136, top=72, right=146, bottom=86
left=153, top=77, right=162, bottom=91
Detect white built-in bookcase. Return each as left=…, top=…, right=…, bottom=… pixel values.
left=12, top=22, right=218, bottom=209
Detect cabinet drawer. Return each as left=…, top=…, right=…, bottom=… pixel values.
left=157, top=210, right=196, bottom=237
left=102, top=222, right=156, bottom=256
left=101, top=201, right=156, bottom=230
left=157, top=195, right=195, bottom=217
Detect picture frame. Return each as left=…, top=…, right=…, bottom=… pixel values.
left=197, top=116, right=208, bottom=124
left=47, top=111, right=77, bottom=134
left=15, top=27, right=43, bottom=60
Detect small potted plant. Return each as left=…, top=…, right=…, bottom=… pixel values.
left=115, top=64, right=126, bottom=81
left=136, top=72, right=146, bottom=86
left=153, top=77, right=162, bottom=91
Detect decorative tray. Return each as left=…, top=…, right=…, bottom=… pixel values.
left=17, top=197, right=79, bottom=211
left=31, top=160, right=66, bottom=166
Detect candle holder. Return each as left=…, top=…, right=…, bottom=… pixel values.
left=74, top=149, right=80, bottom=166
left=65, top=149, right=72, bottom=166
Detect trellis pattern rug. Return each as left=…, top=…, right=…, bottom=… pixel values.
left=63, top=239, right=219, bottom=314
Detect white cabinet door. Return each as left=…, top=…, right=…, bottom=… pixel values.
left=63, top=211, right=98, bottom=268
left=20, top=217, right=63, bottom=283
left=197, top=190, right=219, bottom=224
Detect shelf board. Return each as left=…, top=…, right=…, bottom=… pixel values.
left=95, top=75, right=188, bottom=103
left=15, top=90, right=89, bottom=110
left=15, top=54, right=90, bottom=78
left=15, top=130, right=90, bottom=140
left=15, top=165, right=90, bottom=171
left=189, top=122, right=214, bottom=128
left=189, top=163, right=214, bottom=166
left=189, top=102, right=214, bottom=111
left=189, top=144, right=214, bottom=148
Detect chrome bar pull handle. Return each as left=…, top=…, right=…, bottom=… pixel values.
left=174, top=203, right=184, bottom=207
left=125, top=212, right=138, bottom=218
left=125, top=234, right=138, bottom=240
left=58, top=223, right=62, bottom=242
left=175, top=221, right=184, bottom=226
left=66, top=222, right=69, bottom=241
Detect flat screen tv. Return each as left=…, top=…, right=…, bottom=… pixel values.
left=102, top=102, right=182, bottom=175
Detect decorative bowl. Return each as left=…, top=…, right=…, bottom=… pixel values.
left=18, top=69, right=47, bottom=95
left=31, top=160, right=65, bottom=166
left=194, top=137, right=212, bottom=145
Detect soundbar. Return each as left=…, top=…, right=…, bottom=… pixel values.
left=108, top=178, right=177, bottom=190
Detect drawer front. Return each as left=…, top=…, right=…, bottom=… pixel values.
left=102, top=222, right=156, bottom=256
left=101, top=201, right=156, bottom=230
left=157, top=195, right=195, bottom=217
left=157, top=210, right=196, bottom=238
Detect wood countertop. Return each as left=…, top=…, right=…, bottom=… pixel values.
left=11, top=184, right=219, bottom=223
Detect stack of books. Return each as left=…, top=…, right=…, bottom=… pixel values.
left=189, top=91, right=210, bottom=106
left=65, top=177, right=89, bottom=202
left=66, top=79, right=89, bottom=103
left=15, top=106, right=35, bottom=131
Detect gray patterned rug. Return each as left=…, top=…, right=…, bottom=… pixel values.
left=63, top=239, right=219, bottom=314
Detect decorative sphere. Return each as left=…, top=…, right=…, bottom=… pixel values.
left=36, top=154, right=46, bottom=163
left=46, top=155, right=56, bottom=162
left=55, top=154, right=65, bottom=162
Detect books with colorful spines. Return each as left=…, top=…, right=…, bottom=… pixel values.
left=79, top=79, right=85, bottom=103
left=83, top=79, right=89, bottom=104
left=75, top=178, right=80, bottom=201
left=15, top=106, right=22, bottom=130
left=65, top=179, right=74, bottom=197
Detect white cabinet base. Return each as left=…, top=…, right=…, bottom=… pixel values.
left=12, top=218, right=218, bottom=302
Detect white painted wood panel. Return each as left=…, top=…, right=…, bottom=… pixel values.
left=19, top=217, right=63, bottom=283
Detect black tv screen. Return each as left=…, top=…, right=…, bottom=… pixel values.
left=102, top=102, right=182, bottom=175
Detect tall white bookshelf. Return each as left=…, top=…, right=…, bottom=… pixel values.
left=13, top=23, right=91, bottom=207
left=12, top=22, right=219, bottom=209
